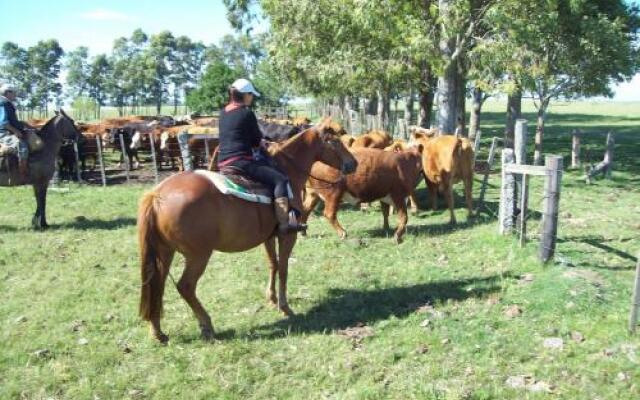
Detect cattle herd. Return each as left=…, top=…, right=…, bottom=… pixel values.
left=26, top=113, right=475, bottom=242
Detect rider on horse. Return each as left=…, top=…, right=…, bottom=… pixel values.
left=217, top=78, right=306, bottom=234
left=0, top=84, right=29, bottom=176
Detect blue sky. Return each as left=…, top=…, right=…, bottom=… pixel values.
left=1, top=0, right=639, bottom=101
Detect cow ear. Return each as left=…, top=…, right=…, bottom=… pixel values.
left=416, top=143, right=424, bottom=154
left=413, top=132, right=426, bottom=141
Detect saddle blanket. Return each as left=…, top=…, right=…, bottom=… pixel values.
left=194, top=169, right=273, bottom=204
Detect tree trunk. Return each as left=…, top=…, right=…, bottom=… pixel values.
left=173, top=87, right=179, bottom=116
left=377, top=90, right=390, bottom=131
left=436, top=60, right=458, bottom=134
left=534, top=100, right=549, bottom=165
left=468, top=87, right=483, bottom=138
left=505, top=89, right=521, bottom=149
left=419, top=86, right=435, bottom=129
left=405, top=88, right=414, bottom=124
left=365, top=95, right=377, bottom=115
left=455, top=70, right=466, bottom=136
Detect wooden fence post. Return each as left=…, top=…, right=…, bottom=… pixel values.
left=177, top=131, right=193, bottom=171
left=604, top=131, right=614, bottom=179
left=499, top=148, right=516, bottom=234
left=95, top=135, right=107, bottom=187
left=514, top=119, right=528, bottom=233
left=149, top=132, right=159, bottom=184
left=519, top=174, right=529, bottom=247
left=571, top=129, right=581, bottom=168
left=478, top=137, right=498, bottom=207
left=473, top=130, right=482, bottom=155
left=630, top=254, right=640, bottom=334
left=539, top=155, right=563, bottom=263
left=72, top=142, right=83, bottom=183
left=514, top=120, right=528, bottom=165
left=204, top=138, right=211, bottom=168
left=118, top=133, right=130, bottom=183
left=586, top=131, right=615, bottom=183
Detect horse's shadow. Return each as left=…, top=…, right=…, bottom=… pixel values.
left=242, top=274, right=505, bottom=341
left=0, top=217, right=137, bottom=232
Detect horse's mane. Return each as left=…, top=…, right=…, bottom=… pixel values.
left=38, top=114, right=61, bottom=135
left=270, top=126, right=319, bottom=157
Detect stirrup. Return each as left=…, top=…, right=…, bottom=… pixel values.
left=278, top=222, right=307, bottom=234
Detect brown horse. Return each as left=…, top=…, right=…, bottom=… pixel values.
left=0, top=110, right=81, bottom=229
left=137, top=122, right=357, bottom=343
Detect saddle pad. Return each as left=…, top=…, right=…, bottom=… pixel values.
left=194, top=169, right=272, bottom=204
left=185, top=126, right=219, bottom=135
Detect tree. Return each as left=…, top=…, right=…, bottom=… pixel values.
left=147, top=31, right=176, bottom=114
left=86, top=54, right=112, bottom=118
left=186, top=61, right=240, bottom=114
left=491, top=0, right=639, bottom=164
left=0, top=42, right=31, bottom=112
left=65, top=47, right=90, bottom=99
left=27, top=40, right=64, bottom=116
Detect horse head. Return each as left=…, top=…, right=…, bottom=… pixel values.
left=314, top=117, right=357, bottom=175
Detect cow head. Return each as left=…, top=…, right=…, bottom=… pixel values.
left=130, top=130, right=142, bottom=150
left=160, top=131, right=170, bottom=150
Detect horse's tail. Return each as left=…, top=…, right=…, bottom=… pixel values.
left=138, top=191, right=166, bottom=321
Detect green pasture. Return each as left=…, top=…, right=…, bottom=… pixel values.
left=1, top=101, right=639, bottom=399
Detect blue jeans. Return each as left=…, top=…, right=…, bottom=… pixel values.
left=0, top=130, right=28, bottom=160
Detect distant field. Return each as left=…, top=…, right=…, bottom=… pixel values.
left=1, top=102, right=639, bottom=399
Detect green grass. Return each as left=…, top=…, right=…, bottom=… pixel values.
left=1, top=100, right=639, bottom=399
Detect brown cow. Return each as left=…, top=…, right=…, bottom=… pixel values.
left=292, top=116, right=311, bottom=126
left=340, top=135, right=356, bottom=147
left=384, top=139, right=420, bottom=214
left=413, top=132, right=474, bottom=224
left=302, top=147, right=423, bottom=243
left=352, top=129, right=393, bottom=149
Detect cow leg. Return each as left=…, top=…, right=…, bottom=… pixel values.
left=177, top=252, right=215, bottom=341
left=444, top=179, right=456, bottom=225
left=409, top=191, right=419, bottom=215
left=427, top=180, right=438, bottom=212
left=264, top=237, right=279, bottom=307
left=392, top=194, right=408, bottom=244
left=464, top=176, right=474, bottom=219
left=301, top=190, right=321, bottom=236
left=380, top=201, right=390, bottom=231
left=323, top=194, right=347, bottom=239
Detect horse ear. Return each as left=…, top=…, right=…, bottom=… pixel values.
left=59, top=108, right=69, bottom=118
left=54, top=110, right=60, bottom=116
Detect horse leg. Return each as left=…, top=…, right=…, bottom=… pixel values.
left=31, top=183, right=49, bottom=229
left=263, top=237, right=278, bottom=307
left=276, top=234, right=297, bottom=316
left=177, top=253, right=215, bottom=341
left=300, top=190, right=321, bottom=227
left=380, top=201, right=390, bottom=231
left=147, top=246, right=174, bottom=343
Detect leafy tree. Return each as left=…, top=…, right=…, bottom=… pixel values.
left=71, top=96, right=98, bottom=121
left=27, top=40, right=64, bottom=115
left=65, top=47, right=90, bottom=99
left=186, top=61, right=241, bottom=114
left=86, top=54, right=112, bottom=118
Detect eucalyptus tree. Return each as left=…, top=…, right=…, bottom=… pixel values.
left=65, top=46, right=90, bottom=99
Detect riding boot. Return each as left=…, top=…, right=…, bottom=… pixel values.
left=274, top=197, right=307, bottom=234
left=18, top=159, right=29, bottom=178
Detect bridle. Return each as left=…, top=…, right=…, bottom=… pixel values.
left=274, top=131, right=347, bottom=187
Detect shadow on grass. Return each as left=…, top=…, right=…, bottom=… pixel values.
left=250, top=274, right=505, bottom=339
left=0, top=216, right=137, bottom=232
left=558, top=235, right=638, bottom=269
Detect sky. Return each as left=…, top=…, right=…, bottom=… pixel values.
left=1, top=0, right=639, bottom=101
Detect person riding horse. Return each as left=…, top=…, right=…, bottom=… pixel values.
left=217, top=78, right=306, bottom=234
left=0, top=84, right=29, bottom=176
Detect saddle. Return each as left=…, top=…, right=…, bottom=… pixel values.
left=194, top=168, right=274, bottom=204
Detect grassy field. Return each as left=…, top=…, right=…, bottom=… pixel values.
left=1, top=101, right=639, bottom=399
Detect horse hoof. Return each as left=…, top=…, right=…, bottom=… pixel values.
left=279, top=305, right=295, bottom=317
left=155, top=333, right=169, bottom=344
left=201, top=328, right=216, bottom=341
left=267, top=295, right=278, bottom=307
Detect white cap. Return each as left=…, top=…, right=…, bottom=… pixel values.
left=0, top=83, right=16, bottom=95
left=231, top=78, right=261, bottom=97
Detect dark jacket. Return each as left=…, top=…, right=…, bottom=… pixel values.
left=218, top=105, right=262, bottom=163
left=0, top=96, right=24, bottom=133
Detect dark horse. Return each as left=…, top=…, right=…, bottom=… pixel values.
left=137, top=120, right=358, bottom=343
left=0, top=109, right=80, bottom=229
